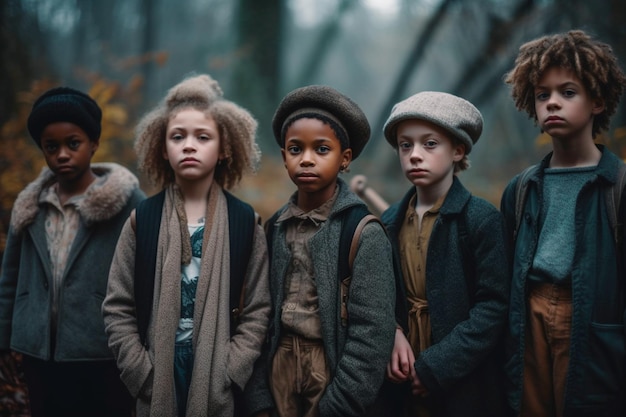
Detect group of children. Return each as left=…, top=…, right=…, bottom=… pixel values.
left=0, top=29, right=624, bottom=417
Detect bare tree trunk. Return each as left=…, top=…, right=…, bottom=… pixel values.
left=140, top=0, right=156, bottom=103
left=0, top=0, right=44, bottom=125
left=233, top=0, right=283, bottom=148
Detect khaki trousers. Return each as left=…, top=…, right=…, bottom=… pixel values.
left=270, top=334, right=330, bottom=417
left=521, top=282, right=572, bottom=417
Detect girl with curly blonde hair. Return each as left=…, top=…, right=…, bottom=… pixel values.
left=103, top=74, right=270, bottom=417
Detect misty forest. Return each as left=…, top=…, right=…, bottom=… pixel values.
left=1, top=0, right=626, bottom=414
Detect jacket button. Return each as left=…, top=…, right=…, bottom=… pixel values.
left=524, top=213, right=532, bottom=224
left=43, top=281, right=49, bottom=290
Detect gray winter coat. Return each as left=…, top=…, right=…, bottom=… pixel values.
left=245, top=178, right=396, bottom=417
left=0, top=163, right=144, bottom=361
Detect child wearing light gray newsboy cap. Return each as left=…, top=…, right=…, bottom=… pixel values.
left=377, top=91, right=510, bottom=417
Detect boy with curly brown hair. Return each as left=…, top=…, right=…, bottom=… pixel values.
left=501, top=30, right=626, bottom=417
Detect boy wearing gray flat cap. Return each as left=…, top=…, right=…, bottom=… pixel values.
left=245, top=85, right=396, bottom=417
left=379, top=91, right=510, bottom=416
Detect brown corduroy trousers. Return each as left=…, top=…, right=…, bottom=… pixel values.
left=521, top=282, right=572, bottom=417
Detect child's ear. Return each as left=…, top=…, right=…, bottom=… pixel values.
left=90, top=139, right=100, bottom=156
left=591, top=97, right=605, bottom=115
left=281, top=148, right=287, bottom=165
left=452, top=144, right=466, bottom=162
left=341, top=148, right=353, bottom=169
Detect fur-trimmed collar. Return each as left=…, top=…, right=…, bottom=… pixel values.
left=11, top=162, right=140, bottom=233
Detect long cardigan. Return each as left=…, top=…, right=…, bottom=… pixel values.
left=245, top=178, right=396, bottom=417
left=381, top=177, right=510, bottom=417
left=103, top=184, right=270, bottom=417
left=0, top=163, right=144, bottom=361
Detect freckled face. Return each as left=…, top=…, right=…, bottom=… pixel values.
left=282, top=117, right=351, bottom=209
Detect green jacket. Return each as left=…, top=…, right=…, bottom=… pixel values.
left=501, top=145, right=626, bottom=416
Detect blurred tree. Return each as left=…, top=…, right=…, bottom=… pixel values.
left=294, top=0, right=356, bottom=88
left=0, top=0, right=48, bottom=127
left=232, top=0, right=283, bottom=146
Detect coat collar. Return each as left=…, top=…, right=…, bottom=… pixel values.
left=11, top=162, right=139, bottom=233
left=532, top=144, right=620, bottom=185
left=397, top=176, right=470, bottom=217
left=280, top=177, right=366, bottom=222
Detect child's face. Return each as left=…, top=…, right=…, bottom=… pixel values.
left=282, top=117, right=351, bottom=210
left=40, top=121, right=98, bottom=186
left=395, top=119, right=464, bottom=189
left=163, top=108, right=223, bottom=186
left=534, top=66, right=604, bottom=141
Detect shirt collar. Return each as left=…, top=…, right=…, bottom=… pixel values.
left=277, top=186, right=339, bottom=225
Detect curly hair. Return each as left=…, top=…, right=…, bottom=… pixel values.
left=504, top=30, right=626, bottom=138
left=135, top=74, right=260, bottom=189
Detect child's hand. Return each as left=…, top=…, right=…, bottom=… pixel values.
left=411, top=374, right=429, bottom=397
left=386, top=328, right=416, bottom=383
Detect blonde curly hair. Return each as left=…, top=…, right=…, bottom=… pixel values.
left=135, top=74, right=260, bottom=189
left=504, top=30, right=626, bottom=138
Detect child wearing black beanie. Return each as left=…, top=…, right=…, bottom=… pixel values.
left=0, top=86, right=144, bottom=417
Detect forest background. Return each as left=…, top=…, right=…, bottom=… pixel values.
left=1, top=0, right=626, bottom=415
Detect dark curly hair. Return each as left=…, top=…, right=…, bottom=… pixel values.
left=135, top=74, right=260, bottom=189
left=504, top=30, right=626, bottom=138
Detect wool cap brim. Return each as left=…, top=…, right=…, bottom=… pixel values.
left=272, top=85, right=371, bottom=160
left=27, top=86, right=102, bottom=146
left=383, top=91, right=483, bottom=154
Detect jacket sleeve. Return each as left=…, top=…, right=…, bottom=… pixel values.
left=0, top=227, right=21, bottom=350
left=102, top=218, right=154, bottom=398
left=414, top=207, right=510, bottom=395
left=227, top=223, right=271, bottom=390
left=319, top=222, right=397, bottom=417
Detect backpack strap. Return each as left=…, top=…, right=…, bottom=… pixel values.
left=224, top=191, right=256, bottom=335
left=514, top=164, right=538, bottom=240
left=338, top=205, right=383, bottom=326
left=134, top=190, right=166, bottom=348
left=264, top=211, right=281, bottom=267
left=348, top=214, right=381, bottom=271
left=606, top=162, right=626, bottom=246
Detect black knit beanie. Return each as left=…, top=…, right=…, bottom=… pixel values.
left=27, top=87, right=102, bottom=147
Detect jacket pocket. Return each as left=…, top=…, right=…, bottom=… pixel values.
left=583, top=322, right=624, bottom=400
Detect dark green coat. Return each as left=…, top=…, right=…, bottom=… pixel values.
left=382, top=177, right=510, bottom=417
left=501, top=146, right=626, bottom=416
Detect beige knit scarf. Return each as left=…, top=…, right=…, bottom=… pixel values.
left=150, top=183, right=233, bottom=416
